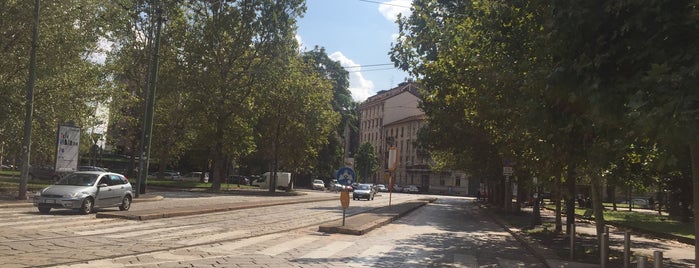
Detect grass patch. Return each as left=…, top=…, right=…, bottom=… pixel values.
left=544, top=204, right=694, bottom=241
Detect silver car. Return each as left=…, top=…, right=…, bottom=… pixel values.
left=33, top=171, right=133, bottom=214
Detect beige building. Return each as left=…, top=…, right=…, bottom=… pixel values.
left=358, top=81, right=470, bottom=195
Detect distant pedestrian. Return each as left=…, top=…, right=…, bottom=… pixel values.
left=477, top=190, right=481, bottom=201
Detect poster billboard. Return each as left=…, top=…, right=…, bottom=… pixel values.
left=55, top=125, right=81, bottom=172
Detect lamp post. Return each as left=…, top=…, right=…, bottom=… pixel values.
left=18, top=0, right=40, bottom=200
left=136, top=2, right=164, bottom=197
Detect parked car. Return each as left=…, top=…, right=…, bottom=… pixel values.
left=312, top=179, right=325, bottom=190
left=352, top=183, right=375, bottom=200
left=180, top=172, right=208, bottom=183
left=622, top=198, right=650, bottom=209
left=33, top=171, right=133, bottom=214
left=29, top=166, right=63, bottom=181
left=392, top=184, right=403, bottom=192
left=227, top=175, right=249, bottom=185
left=403, top=185, right=419, bottom=193
left=376, top=184, right=388, bottom=192
left=78, top=166, right=107, bottom=171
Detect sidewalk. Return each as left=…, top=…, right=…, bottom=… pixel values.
left=491, top=205, right=695, bottom=268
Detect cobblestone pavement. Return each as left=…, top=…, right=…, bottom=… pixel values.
left=3, top=194, right=546, bottom=268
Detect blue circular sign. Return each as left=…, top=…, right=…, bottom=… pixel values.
left=336, top=167, right=355, bottom=186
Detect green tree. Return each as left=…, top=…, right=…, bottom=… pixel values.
left=302, top=46, right=355, bottom=178
left=354, top=142, right=378, bottom=183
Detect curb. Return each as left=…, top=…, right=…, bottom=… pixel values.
left=96, top=197, right=337, bottom=220
left=318, top=198, right=435, bottom=235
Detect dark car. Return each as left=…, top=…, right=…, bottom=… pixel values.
left=29, top=166, right=63, bottom=181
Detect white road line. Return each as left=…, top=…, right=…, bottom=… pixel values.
left=258, top=236, right=318, bottom=256
left=144, top=228, right=219, bottom=241
left=14, top=218, right=118, bottom=230
left=205, top=233, right=285, bottom=254
left=0, top=218, right=57, bottom=227
left=105, top=225, right=192, bottom=238
left=178, top=230, right=247, bottom=245
left=300, top=241, right=354, bottom=259
left=74, top=222, right=167, bottom=236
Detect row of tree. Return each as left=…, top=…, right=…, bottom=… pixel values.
left=390, top=0, right=698, bottom=260
left=1, top=1, right=358, bottom=193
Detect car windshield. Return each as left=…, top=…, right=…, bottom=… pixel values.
left=358, top=184, right=370, bottom=190
left=56, top=173, right=98, bottom=186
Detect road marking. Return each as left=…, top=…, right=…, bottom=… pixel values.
left=206, top=233, right=285, bottom=254
left=300, top=241, right=354, bottom=259
left=14, top=218, right=117, bottom=230
left=258, top=236, right=318, bottom=256
left=74, top=221, right=167, bottom=236
left=144, top=228, right=220, bottom=241
left=0, top=218, right=57, bottom=227
left=179, top=230, right=247, bottom=245
left=105, top=225, right=192, bottom=238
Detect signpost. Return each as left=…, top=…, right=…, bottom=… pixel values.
left=336, top=167, right=355, bottom=226
left=340, top=190, right=349, bottom=226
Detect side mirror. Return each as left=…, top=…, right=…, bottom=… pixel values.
left=98, top=183, right=108, bottom=188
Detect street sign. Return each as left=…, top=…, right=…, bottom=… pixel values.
left=340, top=191, right=350, bottom=209
left=503, top=166, right=513, bottom=176
left=336, top=167, right=355, bottom=186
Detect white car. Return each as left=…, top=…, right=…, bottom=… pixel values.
left=312, top=179, right=325, bottom=190
left=403, top=185, right=419, bottom=193
left=180, top=172, right=209, bottom=183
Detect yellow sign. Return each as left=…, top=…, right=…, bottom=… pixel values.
left=340, top=190, right=350, bottom=208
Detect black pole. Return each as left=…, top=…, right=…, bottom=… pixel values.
left=136, top=2, right=163, bottom=197
left=18, top=0, right=40, bottom=200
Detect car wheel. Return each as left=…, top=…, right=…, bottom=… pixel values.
left=79, top=197, right=94, bottom=214
left=38, top=207, right=51, bottom=214
left=119, top=195, right=132, bottom=211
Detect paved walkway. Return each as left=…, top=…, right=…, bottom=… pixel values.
left=1, top=189, right=694, bottom=267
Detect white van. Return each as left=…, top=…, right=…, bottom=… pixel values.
left=254, top=172, right=292, bottom=190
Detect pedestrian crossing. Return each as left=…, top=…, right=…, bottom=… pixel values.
left=46, top=228, right=538, bottom=268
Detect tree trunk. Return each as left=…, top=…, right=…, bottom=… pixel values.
left=566, top=162, right=576, bottom=235
left=555, top=174, right=563, bottom=233
left=590, top=172, right=605, bottom=243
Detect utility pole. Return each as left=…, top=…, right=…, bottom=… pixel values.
left=18, top=0, right=40, bottom=200
left=136, top=1, right=163, bottom=197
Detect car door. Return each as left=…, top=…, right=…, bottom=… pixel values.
left=94, top=175, right=115, bottom=207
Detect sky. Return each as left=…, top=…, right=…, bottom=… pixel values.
left=296, top=0, right=412, bottom=102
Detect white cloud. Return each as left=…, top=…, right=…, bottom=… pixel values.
left=378, top=0, right=412, bottom=22
left=295, top=34, right=305, bottom=50
left=329, top=51, right=375, bottom=102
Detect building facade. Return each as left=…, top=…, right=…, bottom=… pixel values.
left=358, top=81, right=471, bottom=196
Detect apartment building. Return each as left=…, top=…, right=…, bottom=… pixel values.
left=358, top=81, right=471, bottom=195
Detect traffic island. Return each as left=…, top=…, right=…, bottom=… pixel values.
left=318, top=199, right=435, bottom=235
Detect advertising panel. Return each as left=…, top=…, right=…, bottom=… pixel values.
left=55, top=125, right=80, bottom=172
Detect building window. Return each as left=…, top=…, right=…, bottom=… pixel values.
left=455, top=178, right=461, bottom=186
left=440, top=179, right=445, bottom=186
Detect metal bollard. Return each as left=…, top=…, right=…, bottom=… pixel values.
left=653, top=251, right=663, bottom=268
left=600, top=233, right=609, bottom=268
left=570, top=224, right=576, bottom=259
left=637, top=256, right=647, bottom=268
left=624, top=231, right=631, bottom=268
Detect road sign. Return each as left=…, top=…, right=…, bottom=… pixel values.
left=336, top=167, right=355, bottom=186
left=340, top=191, right=350, bottom=209
left=503, top=166, right=513, bottom=176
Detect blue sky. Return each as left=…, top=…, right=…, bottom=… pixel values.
left=296, top=0, right=412, bottom=102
